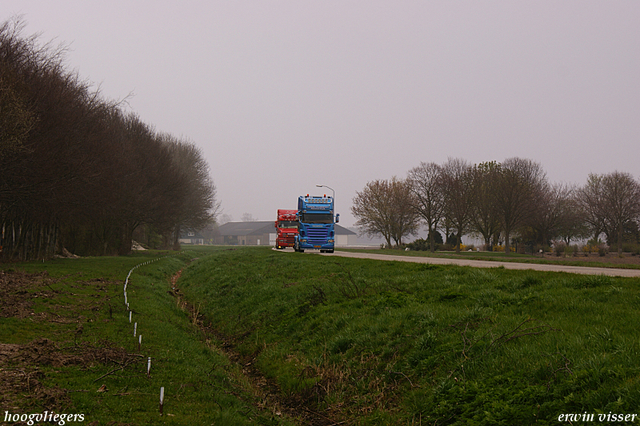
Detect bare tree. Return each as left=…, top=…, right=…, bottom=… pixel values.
left=530, top=182, right=577, bottom=246
left=352, top=177, right=420, bottom=247
left=556, top=191, right=590, bottom=245
left=469, top=161, right=502, bottom=249
left=218, top=213, right=233, bottom=225
left=493, top=158, right=547, bottom=255
left=0, top=19, right=220, bottom=260
left=602, top=172, right=640, bottom=253
left=390, top=177, right=421, bottom=246
left=407, top=162, right=444, bottom=252
left=576, top=173, right=609, bottom=243
left=440, top=158, right=474, bottom=253
left=241, top=213, right=257, bottom=222
left=162, top=135, right=219, bottom=250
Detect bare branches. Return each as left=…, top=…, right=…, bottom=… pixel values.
left=440, top=158, right=474, bottom=253
left=577, top=171, right=640, bottom=254
left=0, top=18, right=219, bottom=260
left=407, top=162, right=444, bottom=252
left=351, top=177, right=420, bottom=247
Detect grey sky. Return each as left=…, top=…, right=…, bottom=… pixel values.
left=5, top=1, right=640, bottom=228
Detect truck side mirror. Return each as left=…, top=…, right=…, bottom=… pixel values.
left=336, top=213, right=340, bottom=223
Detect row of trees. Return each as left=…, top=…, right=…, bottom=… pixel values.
left=352, top=157, right=640, bottom=255
left=1, top=19, right=218, bottom=261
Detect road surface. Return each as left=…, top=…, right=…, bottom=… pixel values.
left=319, top=251, right=640, bottom=278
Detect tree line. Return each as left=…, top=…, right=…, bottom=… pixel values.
left=352, top=157, right=640, bottom=255
left=0, top=19, right=218, bottom=261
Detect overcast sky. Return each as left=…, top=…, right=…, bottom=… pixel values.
left=4, top=1, right=640, bottom=227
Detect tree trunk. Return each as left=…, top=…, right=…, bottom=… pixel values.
left=429, top=226, right=436, bottom=252
left=172, top=224, right=181, bottom=251
left=118, top=223, right=134, bottom=256
left=504, top=229, right=511, bottom=255
left=618, top=222, right=623, bottom=255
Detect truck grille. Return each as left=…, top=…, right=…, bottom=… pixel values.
left=307, top=228, right=328, bottom=243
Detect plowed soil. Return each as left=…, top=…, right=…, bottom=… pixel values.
left=0, top=270, right=135, bottom=413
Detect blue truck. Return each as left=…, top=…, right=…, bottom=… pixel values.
left=294, top=194, right=339, bottom=253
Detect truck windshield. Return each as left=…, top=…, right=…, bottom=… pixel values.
left=278, top=221, right=298, bottom=229
left=299, top=213, right=333, bottom=224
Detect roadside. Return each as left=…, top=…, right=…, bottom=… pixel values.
left=325, top=250, right=640, bottom=277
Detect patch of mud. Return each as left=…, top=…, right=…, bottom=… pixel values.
left=0, top=270, right=58, bottom=319
left=0, top=270, right=119, bottom=323
left=0, top=270, right=139, bottom=413
left=0, top=366, right=68, bottom=412
left=0, top=338, right=133, bottom=368
left=0, top=338, right=139, bottom=412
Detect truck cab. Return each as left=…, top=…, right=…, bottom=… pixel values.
left=274, top=209, right=299, bottom=249
left=294, top=194, right=339, bottom=253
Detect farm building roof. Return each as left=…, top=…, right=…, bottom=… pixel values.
left=217, top=221, right=356, bottom=236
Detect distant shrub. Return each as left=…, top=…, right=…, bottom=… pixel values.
left=622, top=243, right=640, bottom=255
left=584, top=238, right=608, bottom=255
left=553, top=241, right=566, bottom=257
left=598, top=245, right=608, bottom=256
left=564, top=245, right=574, bottom=257
left=407, top=238, right=429, bottom=251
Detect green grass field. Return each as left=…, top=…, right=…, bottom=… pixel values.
left=3, top=246, right=640, bottom=425
left=0, top=248, right=295, bottom=425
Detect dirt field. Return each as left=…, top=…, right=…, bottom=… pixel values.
left=0, top=270, right=136, bottom=415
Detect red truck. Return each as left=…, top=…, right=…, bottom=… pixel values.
left=274, top=209, right=299, bottom=249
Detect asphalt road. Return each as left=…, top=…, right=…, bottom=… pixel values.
left=320, top=251, right=640, bottom=278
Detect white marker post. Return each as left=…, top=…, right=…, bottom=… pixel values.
left=133, top=322, right=137, bottom=337
left=138, top=334, right=142, bottom=351
left=159, top=387, right=165, bottom=415
left=129, top=311, right=132, bottom=323
left=147, top=357, right=151, bottom=377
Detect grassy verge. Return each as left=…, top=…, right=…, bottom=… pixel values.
left=0, top=248, right=296, bottom=425
left=178, top=247, right=640, bottom=425
left=339, top=247, right=640, bottom=270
